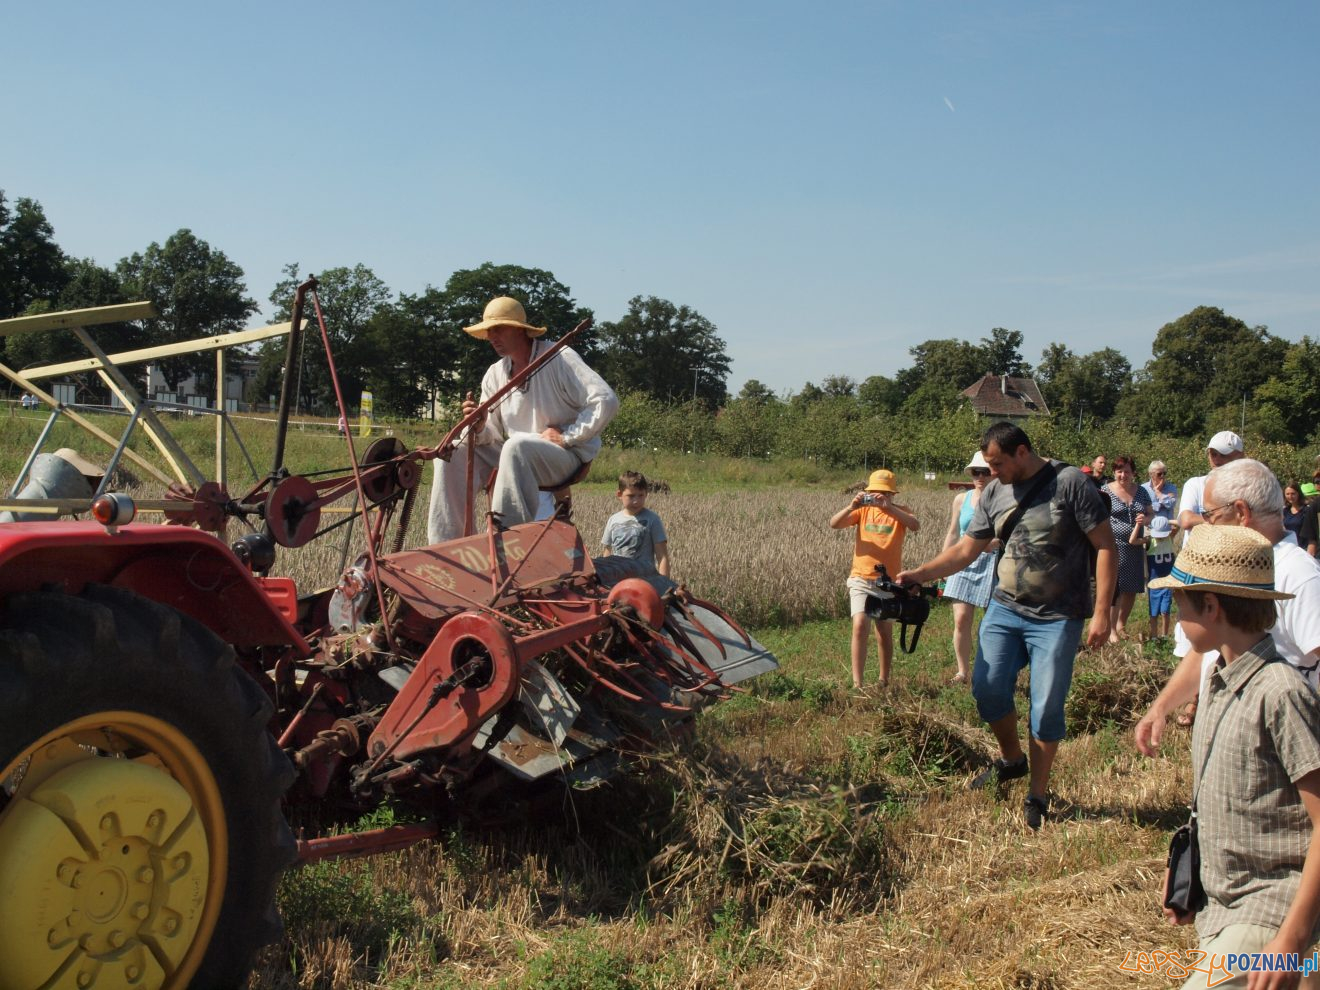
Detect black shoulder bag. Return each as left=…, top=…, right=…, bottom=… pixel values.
left=994, top=462, right=1058, bottom=566
left=1163, top=690, right=1239, bottom=917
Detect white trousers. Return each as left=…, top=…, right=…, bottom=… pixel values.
left=426, top=434, right=585, bottom=544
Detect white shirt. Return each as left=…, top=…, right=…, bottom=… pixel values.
left=472, top=338, right=618, bottom=459
left=1176, top=536, right=1320, bottom=691
left=1179, top=475, right=1208, bottom=518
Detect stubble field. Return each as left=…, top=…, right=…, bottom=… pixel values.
left=249, top=484, right=1195, bottom=989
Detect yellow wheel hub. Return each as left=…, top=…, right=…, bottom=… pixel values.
left=0, top=714, right=226, bottom=990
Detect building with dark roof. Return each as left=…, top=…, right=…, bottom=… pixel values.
left=961, top=374, right=1050, bottom=422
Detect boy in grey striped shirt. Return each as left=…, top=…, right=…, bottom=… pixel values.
left=1151, top=525, right=1320, bottom=988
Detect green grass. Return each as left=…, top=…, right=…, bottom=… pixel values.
left=277, top=860, right=442, bottom=965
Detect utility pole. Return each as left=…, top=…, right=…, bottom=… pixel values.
left=691, top=365, right=701, bottom=402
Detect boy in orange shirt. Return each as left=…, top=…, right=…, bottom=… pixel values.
left=830, top=469, right=921, bottom=690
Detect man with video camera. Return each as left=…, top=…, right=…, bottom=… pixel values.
left=897, top=422, right=1116, bottom=830
left=830, top=469, right=921, bottom=693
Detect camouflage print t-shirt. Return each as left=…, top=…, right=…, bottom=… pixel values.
left=966, top=460, right=1108, bottom=621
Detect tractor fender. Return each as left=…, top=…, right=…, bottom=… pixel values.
left=0, top=520, right=311, bottom=654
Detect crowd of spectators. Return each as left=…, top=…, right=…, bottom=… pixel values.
left=883, top=422, right=1320, bottom=982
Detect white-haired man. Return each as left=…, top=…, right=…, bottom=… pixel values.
left=426, top=296, right=618, bottom=544
left=1135, top=458, right=1320, bottom=757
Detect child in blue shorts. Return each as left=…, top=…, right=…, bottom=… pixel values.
left=1141, top=514, right=1178, bottom=639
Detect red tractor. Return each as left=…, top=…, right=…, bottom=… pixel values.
left=0, top=283, right=776, bottom=989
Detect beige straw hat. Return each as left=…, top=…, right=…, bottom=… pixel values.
left=52, top=447, right=105, bottom=480
left=463, top=297, right=547, bottom=340
left=1148, top=525, right=1293, bottom=600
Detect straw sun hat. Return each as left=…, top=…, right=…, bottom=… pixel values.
left=463, top=297, right=547, bottom=340
left=1149, top=525, right=1293, bottom=601
left=52, top=448, right=105, bottom=480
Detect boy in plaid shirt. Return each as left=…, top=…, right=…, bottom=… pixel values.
left=1153, top=525, right=1320, bottom=989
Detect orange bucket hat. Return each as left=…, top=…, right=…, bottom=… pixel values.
left=865, top=469, right=898, bottom=494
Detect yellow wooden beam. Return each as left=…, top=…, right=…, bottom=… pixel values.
left=0, top=302, right=158, bottom=338
left=24, top=322, right=292, bottom=380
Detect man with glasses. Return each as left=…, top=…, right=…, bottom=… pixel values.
left=1134, top=458, right=1320, bottom=757
left=1142, top=460, right=1177, bottom=526
left=1177, top=431, right=1244, bottom=533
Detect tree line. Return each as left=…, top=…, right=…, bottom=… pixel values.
left=0, top=191, right=733, bottom=419
left=2, top=189, right=1316, bottom=469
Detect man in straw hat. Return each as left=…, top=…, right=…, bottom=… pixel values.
left=1147, top=524, right=1320, bottom=988
left=829, top=467, right=921, bottom=692
left=1135, top=458, right=1320, bottom=757
left=426, top=296, right=618, bottom=544
left=897, top=421, right=1117, bottom=830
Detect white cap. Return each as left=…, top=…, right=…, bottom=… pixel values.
left=1148, top=515, right=1173, bottom=538
left=1207, top=431, right=1243, bottom=455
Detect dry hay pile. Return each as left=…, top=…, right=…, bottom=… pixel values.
left=1066, top=639, right=1180, bottom=734
left=642, top=750, right=896, bottom=912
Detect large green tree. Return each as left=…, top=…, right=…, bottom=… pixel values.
left=117, top=230, right=257, bottom=389
left=857, top=374, right=903, bottom=415
left=358, top=299, right=432, bottom=418
left=820, top=375, right=857, bottom=399
left=737, top=379, right=777, bottom=405
left=0, top=193, right=68, bottom=321
left=981, top=327, right=1032, bottom=377
left=894, top=338, right=985, bottom=398
left=1131, top=306, right=1287, bottom=436
left=1253, top=336, right=1320, bottom=443
left=264, top=263, right=393, bottom=415
left=4, top=258, right=132, bottom=374
left=595, top=296, right=731, bottom=405
left=416, top=263, right=596, bottom=402
left=1036, top=343, right=1132, bottom=424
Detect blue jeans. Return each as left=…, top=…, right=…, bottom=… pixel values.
left=973, top=600, right=1084, bottom=743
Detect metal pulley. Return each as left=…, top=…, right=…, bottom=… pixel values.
left=264, top=475, right=321, bottom=548
left=360, top=438, right=419, bottom=505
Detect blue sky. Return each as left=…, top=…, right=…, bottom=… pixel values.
left=4, top=1, right=1318, bottom=395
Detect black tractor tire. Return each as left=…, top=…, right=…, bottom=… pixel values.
left=0, top=584, right=297, bottom=990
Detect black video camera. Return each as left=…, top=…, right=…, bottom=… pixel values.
left=861, top=565, right=941, bottom=653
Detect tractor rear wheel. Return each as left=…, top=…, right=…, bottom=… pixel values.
left=0, top=585, right=296, bottom=990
